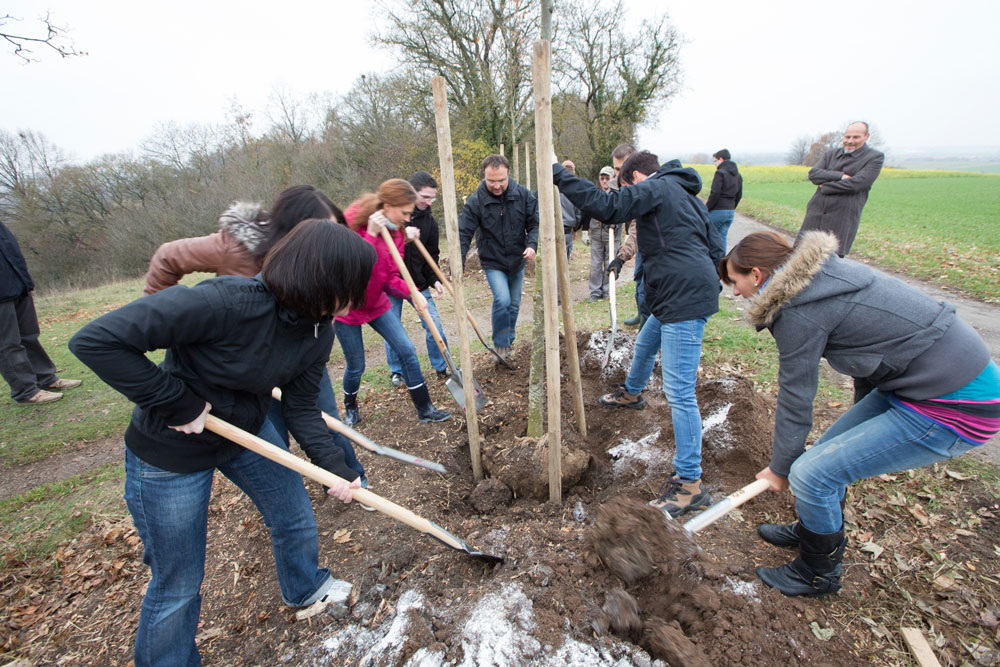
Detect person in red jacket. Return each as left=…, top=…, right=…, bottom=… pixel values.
left=336, top=179, right=451, bottom=425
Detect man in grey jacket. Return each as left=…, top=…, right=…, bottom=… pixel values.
left=797, top=121, right=884, bottom=257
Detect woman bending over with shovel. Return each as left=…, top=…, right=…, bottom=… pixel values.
left=143, top=184, right=368, bottom=485
left=336, top=179, right=451, bottom=425
left=69, top=220, right=376, bottom=666
left=722, top=230, right=999, bottom=597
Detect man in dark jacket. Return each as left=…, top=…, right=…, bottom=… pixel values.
left=459, top=154, right=539, bottom=358
left=553, top=151, right=724, bottom=517
left=705, top=148, right=743, bottom=251
left=385, top=171, right=451, bottom=386
left=797, top=121, right=884, bottom=257
left=0, top=220, right=81, bottom=404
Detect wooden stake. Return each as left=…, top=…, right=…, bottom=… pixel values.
left=900, top=628, right=942, bottom=667
left=524, top=141, right=531, bottom=190
left=432, top=76, right=483, bottom=481
left=553, top=190, right=587, bottom=437
left=532, top=39, right=561, bottom=504
left=513, top=144, right=520, bottom=184
left=499, top=142, right=505, bottom=157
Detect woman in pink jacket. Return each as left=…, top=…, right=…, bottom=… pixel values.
left=336, top=179, right=450, bottom=425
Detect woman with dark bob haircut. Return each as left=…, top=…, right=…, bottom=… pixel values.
left=70, top=219, right=376, bottom=666
left=721, top=230, right=999, bottom=598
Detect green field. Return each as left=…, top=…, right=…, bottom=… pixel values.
left=692, top=165, right=1000, bottom=303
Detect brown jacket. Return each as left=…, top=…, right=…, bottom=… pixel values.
left=143, top=202, right=268, bottom=295
left=616, top=221, right=638, bottom=262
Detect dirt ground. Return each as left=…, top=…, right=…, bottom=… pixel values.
left=5, top=326, right=999, bottom=666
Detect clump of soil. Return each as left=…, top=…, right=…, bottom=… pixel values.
left=589, top=497, right=696, bottom=583
left=482, top=432, right=590, bottom=500
left=698, top=375, right=773, bottom=475
left=580, top=328, right=647, bottom=385
left=468, top=477, right=513, bottom=513
left=643, top=617, right=712, bottom=667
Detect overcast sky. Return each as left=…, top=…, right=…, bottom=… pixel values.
left=3, top=0, right=999, bottom=164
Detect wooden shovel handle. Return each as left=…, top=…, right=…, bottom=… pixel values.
left=411, top=237, right=493, bottom=350
left=681, top=478, right=772, bottom=534
left=203, top=415, right=466, bottom=551
left=379, top=228, right=449, bottom=358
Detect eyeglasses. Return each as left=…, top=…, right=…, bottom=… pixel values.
left=419, top=194, right=437, bottom=204
left=485, top=179, right=507, bottom=187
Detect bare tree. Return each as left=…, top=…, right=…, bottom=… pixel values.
left=785, top=135, right=811, bottom=165
left=1, top=12, right=83, bottom=62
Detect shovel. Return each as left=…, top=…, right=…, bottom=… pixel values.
left=601, top=226, right=618, bottom=369
left=204, top=414, right=503, bottom=563
left=410, top=237, right=512, bottom=368
left=378, top=225, right=487, bottom=412
left=271, top=387, right=446, bottom=473
left=680, top=478, right=771, bottom=534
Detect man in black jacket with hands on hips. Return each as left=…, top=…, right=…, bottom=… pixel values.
left=459, top=154, right=539, bottom=360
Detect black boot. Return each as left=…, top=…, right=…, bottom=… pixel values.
left=408, top=384, right=451, bottom=423
left=756, top=526, right=847, bottom=597
left=757, top=521, right=800, bottom=547
left=343, top=392, right=360, bottom=426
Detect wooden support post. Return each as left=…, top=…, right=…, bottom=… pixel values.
left=432, top=76, right=483, bottom=481
left=524, top=142, right=531, bottom=190
left=553, top=191, right=587, bottom=437
left=532, top=39, right=561, bottom=504
left=900, top=628, right=943, bottom=667
left=499, top=142, right=505, bottom=157
left=513, top=144, right=520, bottom=184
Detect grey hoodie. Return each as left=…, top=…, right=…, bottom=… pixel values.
left=749, top=232, right=991, bottom=477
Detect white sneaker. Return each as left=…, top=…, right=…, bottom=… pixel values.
left=295, top=577, right=353, bottom=620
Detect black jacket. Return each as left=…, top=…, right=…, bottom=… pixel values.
left=459, top=179, right=539, bottom=273
left=705, top=159, right=743, bottom=211
left=553, top=160, right=724, bottom=324
left=0, top=220, right=34, bottom=303
left=69, top=275, right=355, bottom=481
left=404, top=205, right=440, bottom=292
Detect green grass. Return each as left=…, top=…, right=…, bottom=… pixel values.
left=0, top=462, right=126, bottom=566
left=691, top=165, right=1000, bottom=303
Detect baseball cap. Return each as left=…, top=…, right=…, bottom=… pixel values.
left=599, top=166, right=615, bottom=178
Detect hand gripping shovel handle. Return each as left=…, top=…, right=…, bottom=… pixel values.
left=270, top=388, right=446, bottom=473
left=204, top=415, right=502, bottom=563
left=681, top=478, right=772, bottom=534
left=411, top=237, right=511, bottom=368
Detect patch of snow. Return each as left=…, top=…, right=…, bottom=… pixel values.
left=607, top=429, right=669, bottom=480
left=723, top=576, right=760, bottom=602
left=573, top=501, right=587, bottom=524
left=358, top=589, right=426, bottom=666
left=584, top=330, right=641, bottom=380
left=459, top=583, right=539, bottom=666
left=701, top=402, right=732, bottom=434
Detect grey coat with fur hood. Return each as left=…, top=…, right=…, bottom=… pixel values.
left=749, top=232, right=991, bottom=477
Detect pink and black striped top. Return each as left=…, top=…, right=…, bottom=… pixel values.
left=893, top=361, right=1000, bottom=445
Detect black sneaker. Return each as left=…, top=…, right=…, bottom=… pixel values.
left=649, top=476, right=711, bottom=518
left=390, top=372, right=404, bottom=388
left=598, top=386, right=646, bottom=409
left=417, top=406, right=451, bottom=423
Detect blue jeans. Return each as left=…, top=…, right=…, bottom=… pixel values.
left=624, top=316, right=707, bottom=480
left=337, top=308, right=425, bottom=394
left=633, top=252, right=650, bottom=318
left=789, top=390, right=977, bottom=534
left=265, top=365, right=364, bottom=479
left=483, top=266, right=525, bottom=347
left=708, top=209, right=735, bottom=252
left=124, top=425, right=329, bottom=667
left=385, top=290, right=447, bottom=374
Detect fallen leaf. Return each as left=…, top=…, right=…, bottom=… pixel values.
left=859, top=541, right=885, bottom=559
left=908, top=505, right=930, bottom=526
left=945, top=469, right=971, bottom=481
left=933, top=574, right=955, bottom=590
left=809, top=621, right=834, bottom=641
left=333, top=528, right=352, bottom=544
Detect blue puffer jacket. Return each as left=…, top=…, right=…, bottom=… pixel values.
left=0, top=220, right=34, bottom=302
left=553, top=160, right=724, bottom=324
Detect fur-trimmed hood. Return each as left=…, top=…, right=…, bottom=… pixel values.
left=218, top=201, right=268, bottom=254
left=747, top=231, right=841, bottom=327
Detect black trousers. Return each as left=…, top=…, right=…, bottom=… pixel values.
left=0, top=293, right=58, bottom=401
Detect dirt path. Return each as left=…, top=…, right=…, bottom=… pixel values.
left=728, top=212, right=1000, bottom=465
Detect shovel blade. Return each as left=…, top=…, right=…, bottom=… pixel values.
left=447, top=373, right=487, bottom=411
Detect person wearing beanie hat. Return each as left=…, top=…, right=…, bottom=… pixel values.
left=705, top=149, right=742, bottom=251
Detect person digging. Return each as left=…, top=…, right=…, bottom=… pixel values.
left=552, top=150, right=724, bottom=520
left=722, top=231, right=999, bottom=597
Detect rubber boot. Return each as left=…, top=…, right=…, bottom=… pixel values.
left=757, top=521, right=800, bottom=548
left=623, top=314, right=641, bottom=326
left=343, top=392, right=360, bottom=426
left=408, top=384, right=451, bottom=423
left=756, top=526, right=847, bottom=597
